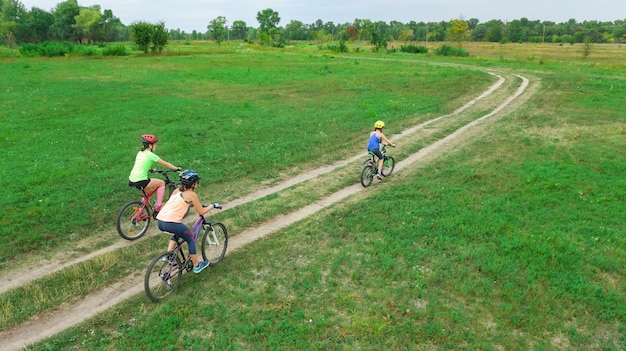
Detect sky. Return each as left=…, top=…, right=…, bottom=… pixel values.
left=22, top=0, right=626, bottom=33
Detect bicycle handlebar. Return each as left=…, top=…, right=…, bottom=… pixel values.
left=149, top=168, right=181, bottom=174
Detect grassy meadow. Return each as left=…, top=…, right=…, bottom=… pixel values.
left=0, top=41, right=625, bottom=350
left=0, top=43, right=490, bottom=263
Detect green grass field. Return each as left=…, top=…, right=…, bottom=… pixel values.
left=0, top=43, right=491, bottom=263
left=0, top=41, right=624, bottom=350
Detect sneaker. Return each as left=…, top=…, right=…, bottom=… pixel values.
left=153, top=206, right=162, bottom=219
left=193, top=260, right=209, bottom=273
left=161, top=252, right=173, bottom=262
left=376, top=173, right=384, bottom=180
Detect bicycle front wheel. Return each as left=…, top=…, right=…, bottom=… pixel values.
left=201, top=222, right=228, bottom=266
left=382, top=156, right=395, bottom=177
left=360, top=165, right=375, bottom=187
left=116, top=201, right=151, bottom=240
left=145, top=251, right=183, bottom=302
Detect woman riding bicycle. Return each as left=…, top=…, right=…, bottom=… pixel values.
left=367, top=120, right=395, bottom=180
left=128, top=134, right=181, bottom=215
left=156, top=170, right=217, bottom=273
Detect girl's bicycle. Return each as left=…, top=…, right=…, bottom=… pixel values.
left=360, top=142, right=396, bottom=187
left=116, top=169, right=185, bottom=240
left=144, top=206, right=228, bottom=302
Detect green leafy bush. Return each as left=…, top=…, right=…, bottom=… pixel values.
left=434, top=44, right=469, bottom=57
left=19, top=41, right=78, bottom=57
left=400, top=44, right=428, bottom=54
left=102, top=45, right=128, bottom=56
left=325, top=40, right=348, bottom=53
left=18, top=43, right=41, bottom=57
left=76, top=45, right=98, bottom=56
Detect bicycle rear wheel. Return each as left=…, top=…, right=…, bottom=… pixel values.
left=382, top=156, right=395, bottom=177
left=360, top=165, right=375, bottom=187
left=145, top=251, right=183, bottom=302
left=116, top=201, right=151, bottom=240
left=201, top=222, right=228, bottom=266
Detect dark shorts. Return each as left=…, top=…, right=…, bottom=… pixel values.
left=368, top=148, right=383, bottom=160
left=129, top=179, right=150, bottom=190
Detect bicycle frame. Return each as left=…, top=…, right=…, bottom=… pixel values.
left=167, top=214, right=219, bottom=265
left=363, top=143, right=389, bottom=165
left=136, top=188, right=157, bottom=217
left=159, top=216, right=206, bottom=279
left=117, top=169, right=182, bottom=240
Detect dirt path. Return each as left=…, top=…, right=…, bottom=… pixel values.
left=0, top=68, right=532, bottom=351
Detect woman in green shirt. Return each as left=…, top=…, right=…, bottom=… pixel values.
left=128, top=134, right=180, bottom=213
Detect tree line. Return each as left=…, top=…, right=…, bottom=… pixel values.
left=2, top=0, right=625, bottom=49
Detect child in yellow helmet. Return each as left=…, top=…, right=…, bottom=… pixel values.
left=366, top=120, right=395, bottom=179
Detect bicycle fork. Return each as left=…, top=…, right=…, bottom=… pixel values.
left=203, top=225, right=221, bottom=246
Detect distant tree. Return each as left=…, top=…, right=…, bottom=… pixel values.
left=246, top=26, right=257, bottom=41
left=284, top=19, right=308, bottom=41
left=151, top=21, right=168, bottom=53
left=207, top=16, right=227, bottom=45
left=422, top=22, right=444, bottom=42
left=582, top=35, right=593, bottom=58
left=256, top=8, right=281, bottom=46
left=231, top=20, right=247, bottom=40
left=613, top=20, right=626, bottom=43
left=1, top=0, right=29, bottom=44
left=268, top=27, right=283, bottom=47
left=100, top=9, right=124, bottom=42
left=388, top=20, right=404, bottom=41
left=398, top=29, right=414, bottom=42
left=346, top=25, right=358, bottom=41
left=352, top=18, right=367, bottom=29
left=470, top=23, right=487, bottom=41
left=448, top=17, right=469, bottom=47
left=168, top=28, right=183, bottom=40
left=28, top=7, right=54, bottom=42
left=73, top=6, right=101, bottom=43
left=51, top=0, right=79, bottom=40
left=130, top=20, right=153, bottom=53
left=364, top=20, right=388, bottom=51
left=410, top=21, right=428, bottom=41
left=256, top=8, right=279, bottom=35
left=506, top=19, right=523, bottom=42
left=325, top=21, right=335, bottom=40
left=311, top=19, right=323, bottom=31
left=313, top=29, right=331, bottom=45
left=467, top=18, right=479, bottom=30
left=1, top=0, right=26, bottom=25
left=484, top=19, right=505, bottom=42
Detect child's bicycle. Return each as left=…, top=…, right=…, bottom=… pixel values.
left=116, top=169, right=186, bottom=240
left=360, top=142, right=396, bottom=187
left=144, top=205, right=228, bottom=302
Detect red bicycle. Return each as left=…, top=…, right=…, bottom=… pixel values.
left=116, top=169, right=184, bottom=240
